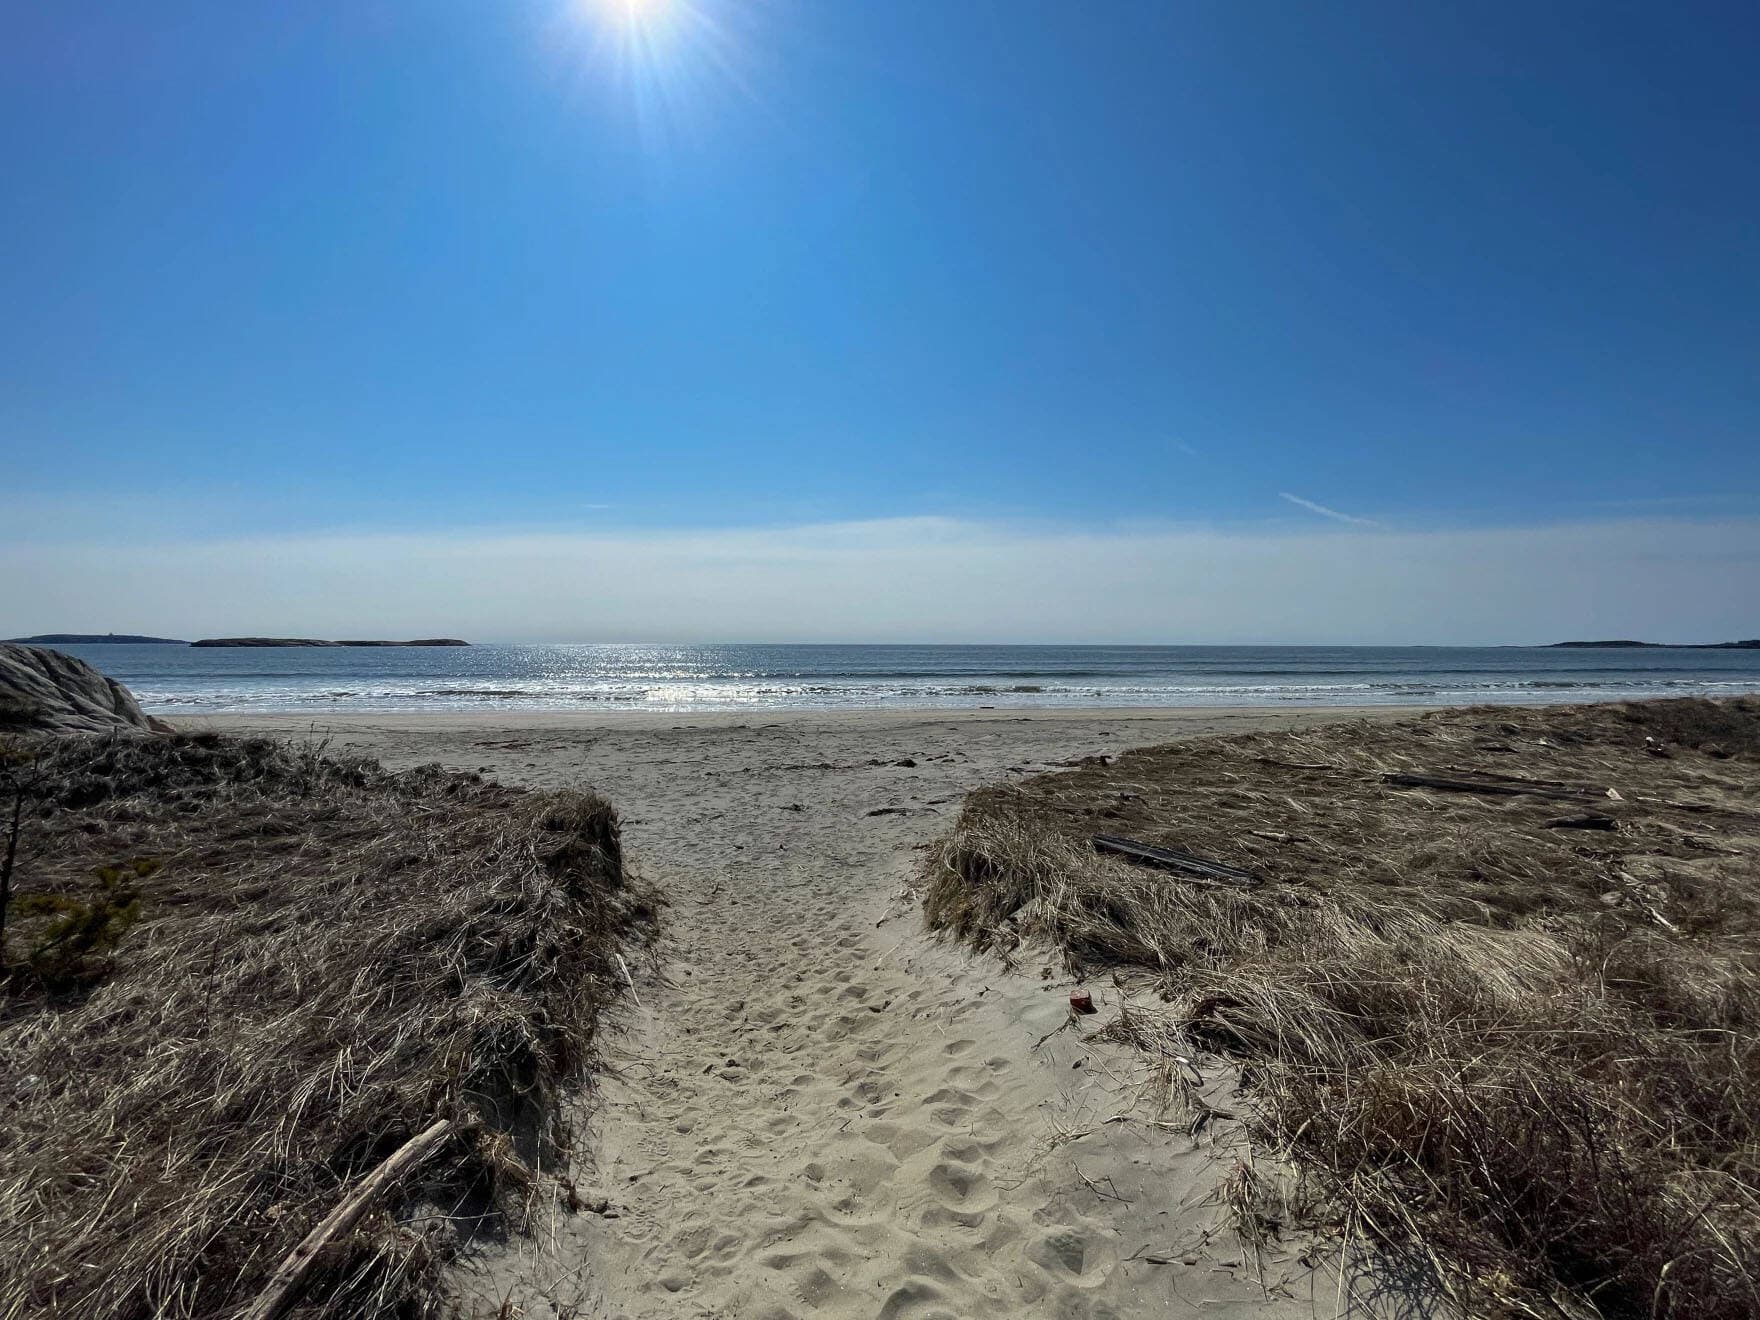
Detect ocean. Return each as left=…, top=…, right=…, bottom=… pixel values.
left=48, top=642, right=1760, bottom=716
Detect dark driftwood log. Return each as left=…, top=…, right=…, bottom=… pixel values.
left=1380, top=772, right=1610, bottom=802
left=1544, top=814, right=1619, bottom=831
left=1091, top=835, right=1260, bottom=888
left=240, top=1118, right=454, bottom=1320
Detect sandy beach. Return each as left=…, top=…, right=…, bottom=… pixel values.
left=191, top=704, right=1414, bottom=1318
left=18, top=1, right=1757, bottom=1310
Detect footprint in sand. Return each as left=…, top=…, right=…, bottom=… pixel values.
left=443, top=711, right=1356, bottom=1320
left=878, top=1279, right=956, bottom=1320
left=927, top=1157, right=997, bottom=1212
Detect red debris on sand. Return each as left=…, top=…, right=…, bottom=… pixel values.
left=1070, top=989, right=1096, bottom=1015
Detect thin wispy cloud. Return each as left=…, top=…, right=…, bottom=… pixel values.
left=1581, top=494, right=1760, bottom=510
left=5, top=514, right=1757, bottom=646
left=1278, top=492, right=1381, bottom=527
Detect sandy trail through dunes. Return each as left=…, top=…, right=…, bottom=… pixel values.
left=198, top=707, right=1411, bottom=1319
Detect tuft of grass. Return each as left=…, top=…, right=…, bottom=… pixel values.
left=0, top=731, right=656, bottom=1320
left=921, top=698, right=1760, bottom=1319
left=1615, top=695, right=1760, bottom=759
left=0, top=694, right=45, bottom=731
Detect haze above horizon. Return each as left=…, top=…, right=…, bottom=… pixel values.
left=4, top=1, right=1758, bottom=642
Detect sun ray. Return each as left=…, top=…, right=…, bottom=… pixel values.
left=541, top=0, right=758, bottom=153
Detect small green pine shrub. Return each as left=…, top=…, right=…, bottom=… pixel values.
left=11, top=858, right=156, bottom=984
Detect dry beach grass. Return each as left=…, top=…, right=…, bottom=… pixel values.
left=922, top=698, right=1760, bottom=1318
left=0, top=731, right=653, bottom=1320
left=204, top=703, right=1412, bottom=1319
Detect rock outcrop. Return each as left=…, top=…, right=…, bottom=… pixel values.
left=0, top=644, right=172, bottom=735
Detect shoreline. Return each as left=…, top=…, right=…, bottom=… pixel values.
left=188, top=701, right=1421, bottom=737
left=154, top=686, right=1760, bottom=727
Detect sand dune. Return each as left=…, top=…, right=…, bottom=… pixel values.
left=194, top=706, right=1412, bottom=1318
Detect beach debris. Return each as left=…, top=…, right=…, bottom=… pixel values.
left=615, top=952, right=642, bottom=1006
left=1255, top=756, right=1333, bottom=771
left=1091, top=834, right=1261, bottom=888
left=242, top=1119, right=453, bottom=1320
left=1249, top=829, right=1309, bottom=843
left=1380, top=771, right=1616, bottom=802
left=1070, top=988, right=1097, bottom=1015
left=1035, top=1016, right=1074, bottom=1048
left=1544, top=813, right=1618, bottom=830
left=1074, top=1162, right=1131, bottom=1203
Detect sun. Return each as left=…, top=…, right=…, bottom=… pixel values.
left=607, top=0, right=658, bottom=20
left=549, top=0, right=756, bottom=150
left=551, top=0, right=752, bottom=147
left=593, top=0, right=676, bottom=33
left=576, top=0, right=698, bottom=64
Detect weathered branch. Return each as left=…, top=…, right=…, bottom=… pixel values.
left=1091, top=834, right=1260, bottom=888
left=239, top=1118, right=453, bottom=1320
left=1379, top=771, right=1614, bottom=802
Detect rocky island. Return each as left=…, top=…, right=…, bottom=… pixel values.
left=7, top=633, right=187, bottom=645
left=189, top=637, right=470, bottom=647
left=1550, top=639, right=1760, bottom=649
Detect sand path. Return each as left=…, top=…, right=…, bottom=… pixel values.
left=199, top=707, right=1400, bottom=1319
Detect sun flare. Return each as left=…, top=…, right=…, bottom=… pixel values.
left=560, top=0, right=751, bottom=145
left=575, top=0, right=704, bottom=70
left=601, top=0, right=668, bottom=27
left=588, top=0, right=682, bottom=41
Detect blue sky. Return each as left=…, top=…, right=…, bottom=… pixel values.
left=4, top=1, right=1759, bottom=639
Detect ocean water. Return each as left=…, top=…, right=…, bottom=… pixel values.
left=46, top=642, right=1760, bottom=715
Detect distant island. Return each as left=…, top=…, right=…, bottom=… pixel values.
left=190, top=638, right=471, bottom=648
left=1550, top=639, right=1760, bottom=649
left=8, top=633, right=188, bottom=645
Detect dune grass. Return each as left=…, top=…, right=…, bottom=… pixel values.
left=0, top=731, right=655, bottom=1320
left=922, top=698, right=1760, bottom=1318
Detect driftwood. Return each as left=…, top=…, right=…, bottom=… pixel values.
left=1092, top=835, right=1260, bottom=888
left=240, top=1118, right=454, bottom=1320
left=1390, top=769, right=1754, bottom=820
left=1380, top=772, right=1617, bottom=803
left=1544, top=814, right=1619, bottom=831
left=1439, top=766, right=1596, bottom=789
